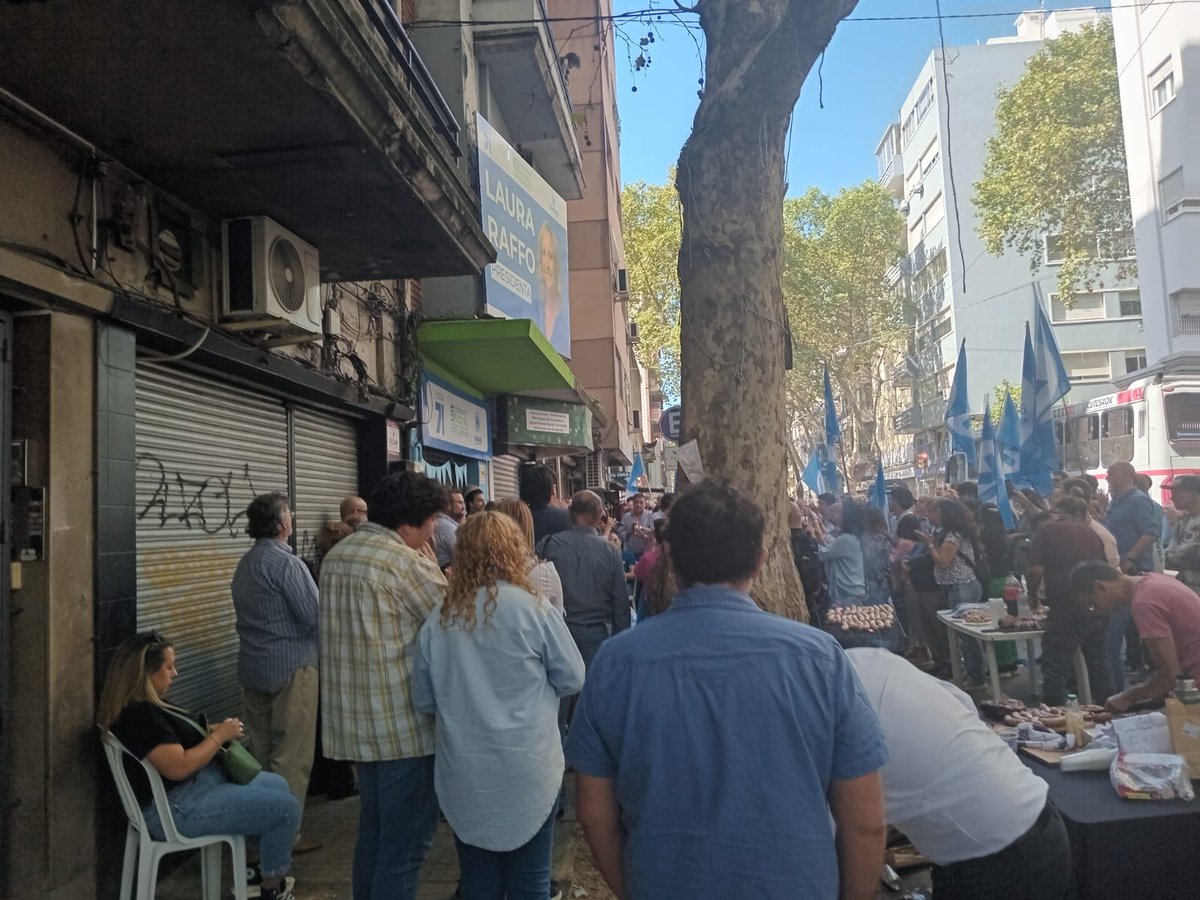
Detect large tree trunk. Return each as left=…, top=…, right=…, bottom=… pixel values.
left=676, top=0, right=859, bottom=619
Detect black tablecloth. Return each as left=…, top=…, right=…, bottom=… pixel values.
left=1020, top=756, right=1200, bottom=899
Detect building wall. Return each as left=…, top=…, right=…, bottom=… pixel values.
left=1113, top=1, right=1200, bottom=364
left=554, top=0, right=633, bottom=462
left=886, top=9, right=1139, bottom=462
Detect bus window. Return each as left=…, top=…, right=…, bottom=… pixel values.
left=1165, top=392, right=1200, bottom=450
left=1064, top=414, right=1100, bottom=470
left=1102, top=407, right=1134, bottom=465
left=1137, top=408, right=1146, bottom=439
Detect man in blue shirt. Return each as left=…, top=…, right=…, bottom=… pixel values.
left=565, top=479, right=888, bottom=900
left=231, top=492, right=320, bottom=849
left=1104, top=461, right=1161, bottom=690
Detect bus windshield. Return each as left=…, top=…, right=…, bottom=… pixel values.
left=1164, top=392, right=1200, bottom=450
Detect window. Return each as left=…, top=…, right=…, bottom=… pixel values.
left=1165, top=393, right=1200, bottom=447
left=1044, top=231, right=1135, bottom=264
left=1149, top=60, right=1176, bottom=114
left=1045, top=234, right=1068, bottom=264
left=1062, top=351, right=1111, bottom=384
left=1158, top=168, right=1200, bottom=221
left=1050, top=292, right=1104, bottom=323
left=1172, top=290, right=1200, bottom=335
left=1119, top=290, right=1142, bottom=317
left=1063, top=414, right=1101, bottom=469
left=1124, top=350, right=1148, bottom=374
left=921, top=149, right=940, bottom=176
left=1102, top=408, right=1135, bottom=466
left=901, top=108, right=917, bottom=147
left=915, top=79, right=935, bottom=121
left=923, top=193, right=946, bottom=232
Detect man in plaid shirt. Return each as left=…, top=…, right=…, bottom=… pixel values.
left=319, top=471, right=449, bottom=900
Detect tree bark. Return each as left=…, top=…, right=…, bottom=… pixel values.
left=676, top=0, right=859, bottom=619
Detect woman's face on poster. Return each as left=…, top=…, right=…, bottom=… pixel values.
left=539, top=227, right=557, bottom=289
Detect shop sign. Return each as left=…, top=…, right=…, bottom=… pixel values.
left=386, top=420, right=402, bottom=457
left=477, top=114, right=571, bottom=358
left=504, top=395, right=592, bottom=449
left=420, top=372, right=491, bottom=461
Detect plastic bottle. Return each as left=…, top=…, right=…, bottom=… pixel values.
left=1064, top=693, right=1088, bottom=749
left=1174, top=675, right=1200, bottom=705
left=1003, top=575, right=1021, bottom=615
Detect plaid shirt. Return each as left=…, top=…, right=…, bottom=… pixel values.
left=319, top=523, right=446, bottom=761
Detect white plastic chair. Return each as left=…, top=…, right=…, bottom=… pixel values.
left=101, top=730, right=247, bottom=900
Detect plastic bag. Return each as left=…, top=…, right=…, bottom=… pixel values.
left=1109, top=752, right=1196, bottom=801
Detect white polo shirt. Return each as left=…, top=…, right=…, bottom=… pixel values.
left=846, top=648, right=1048, bottom=865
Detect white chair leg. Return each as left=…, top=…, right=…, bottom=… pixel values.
left=230, top=837, right=249, bottom=900
left=119, top=825, right=138, bottom=900
left=135, top=844, right=161, bottom=900
left=201, top=844, right=221, bottom=900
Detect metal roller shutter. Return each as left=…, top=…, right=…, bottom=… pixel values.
left=491, top=455, right=521, bottom=500
left=292, top=406, right=359, bottom=567
left=135, top=364, right=289, bottom=718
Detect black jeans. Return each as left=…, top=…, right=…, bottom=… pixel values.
left=932, top=801, right=1070, bottom=899
left=1041, top=610, right=1113, bottom=706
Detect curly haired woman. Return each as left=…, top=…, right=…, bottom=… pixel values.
left=411, top=513, right=585, bottom=900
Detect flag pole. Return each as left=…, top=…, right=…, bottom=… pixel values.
left=837, top=440, right=851, bottom=492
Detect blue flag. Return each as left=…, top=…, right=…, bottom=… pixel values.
left=1017, top=323, right=1051, bottom=493
left=945, top=340, right=974, bottom=459
left=1034, top=292, right=1071, bottom=414
left=823, top=365, right=842, bottom=448
left=869, top=459, right=888, bottom=510
left=801, top=448, right=823, bottom=495
left=998, top=391, right=1021, bottom=476
left=819, top=444, right=842, bottom=496
left=625, top=451, right=647, bottom=498
left=978, top=406, right=1015, bottom=529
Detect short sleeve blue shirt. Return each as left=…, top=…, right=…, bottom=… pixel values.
left=565, top=584, right=888, bottom=900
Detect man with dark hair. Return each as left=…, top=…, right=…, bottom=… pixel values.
left=888, top=485, right=917, bottom=534
left=463, top=486, right=485, bottom=515
left=1026, top=497, right=1111, bottom=704
left=1165, top=474, right=1200, bottom=589
left=1072, top=560, right=1200, bottom=713
left=1103, top=461, right=1160, bottom=690
left=618, top=491, right=655, bottom=559
left=521, top=463, right=572, bottom=544
left=566, top=479, right=888, bottom=900
left=954, top=481, right=979, bottom=502
left=654, top=492, right=674, bottom=521
left=319, top=472, right=450, bottom=900
left=231, top=492, right=321, bottom=849
left=536, top=490, right=630, bottom=670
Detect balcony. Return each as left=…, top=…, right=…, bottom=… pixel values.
left=894, top=399, right=947, bottom=435
left=473, top=0, right=585, bottom=201
left=875, top=123, right=904, bottom=199
left=0, top=0, right=494, bottom=280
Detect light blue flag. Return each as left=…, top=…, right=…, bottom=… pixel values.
left=625, top=451, right=647, bottom=498
left=819, top=444, right=842, bottom=496
left=978, top=406, right=1015, bottom=529
left=998, top=391, right=1021, bottom=475
left=944, top=340, right=974, bottom=458
left=869, top=459, right=888, bottom=510
left=824, top=365, right=842, bottom=448
left=801, top=449, right=823, bottom=495
left=1018, top=323, right=1052, bottom=494
left=1034, top=292, right=1072, bottom=414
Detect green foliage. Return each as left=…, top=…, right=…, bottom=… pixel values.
left=621, top=177, right=683, bottom=398
left=620, top=177, right=904, bottom=445
left=990, top=380, right=1021, bottom=426
left=783, top=182, right=907, bottom=453
left=973, top=20, right=1133, bottom=303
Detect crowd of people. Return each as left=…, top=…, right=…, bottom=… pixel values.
left=96, top=458, right=1200, bottom=900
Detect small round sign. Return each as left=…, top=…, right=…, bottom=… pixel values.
left=659, top=405, right=682, bottom=443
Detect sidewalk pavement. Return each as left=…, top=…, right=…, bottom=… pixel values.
left=157, top=787, right=586, bottom=900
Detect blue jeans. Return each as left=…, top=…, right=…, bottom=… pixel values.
left=354, top=756, right=438, bottom=900
left=1107, top=605, right=1135, bottom=693
left=945, top=580, right=985, bottom=683
left=143, top=764, right=299, bottom=880
left=454, top=803, right=558, bottom=900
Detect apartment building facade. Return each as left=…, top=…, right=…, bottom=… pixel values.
left=875, top=8, right=1142, bottom=485
left=1113, top=0, right=1200, bottom=366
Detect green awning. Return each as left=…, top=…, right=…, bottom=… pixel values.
left=417, top=318, right=577, bottom=395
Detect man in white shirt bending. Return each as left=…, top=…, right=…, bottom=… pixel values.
left=846, top=648, right=1070, bottom=899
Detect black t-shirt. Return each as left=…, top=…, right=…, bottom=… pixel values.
left=530, top=505, right=572, bottom=547
left=1029, top=521, right=1106, bottom=614
left=112, top=701, right=208, bottom=807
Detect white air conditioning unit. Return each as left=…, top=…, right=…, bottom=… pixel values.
left=221, top=216, right=321, bottom=334
left=584, top=450, right=605, bottom=489
left=628, top=321, right=640, bottom=344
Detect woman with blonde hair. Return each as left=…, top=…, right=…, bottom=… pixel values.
left=412, top=513, right=584, bottom=900
left=98, top=632, right=299, bottom=900
left=495, top=496, right=564, bottom=610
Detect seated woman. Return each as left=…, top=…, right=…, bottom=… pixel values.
left=98, top=632, right=300, bottom=900
left=412, top=513, right=585, bottom=900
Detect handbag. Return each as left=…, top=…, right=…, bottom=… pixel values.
left=163, top=707, right=263, bottom=785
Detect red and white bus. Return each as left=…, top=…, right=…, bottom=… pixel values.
left=1053, top=372, right=1200, bottom=503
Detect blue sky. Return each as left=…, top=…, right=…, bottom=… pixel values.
left=613, top=0, right=1103, bottom=194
